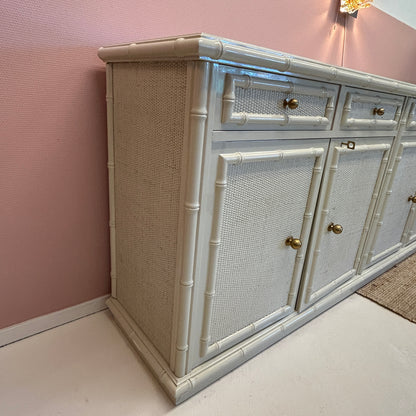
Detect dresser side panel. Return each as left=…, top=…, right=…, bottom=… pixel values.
left=112, top=62, right=188, bottom=362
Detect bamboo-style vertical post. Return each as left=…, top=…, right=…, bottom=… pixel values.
left=173, top=61, right=210, bottom=378
left=354, top=145, right=391, bottom=270
left=106, top=63, right=117, bottom=298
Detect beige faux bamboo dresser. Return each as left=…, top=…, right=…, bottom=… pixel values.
left=98, top=34, right=416, bottom=404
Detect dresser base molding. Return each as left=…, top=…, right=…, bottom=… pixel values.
left=107, top=241, right=416, bottom=404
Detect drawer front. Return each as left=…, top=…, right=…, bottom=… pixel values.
left=339, top=88, right=404, bottom=130
left=219, top=70, right=339, bottom=131
left=405, top=98, right=416, bottom=131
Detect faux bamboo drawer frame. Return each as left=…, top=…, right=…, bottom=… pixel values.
left=98, top=34, right=416, bottom=404
left=219, top=71, right=338, bottom=130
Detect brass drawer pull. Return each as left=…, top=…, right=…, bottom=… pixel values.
left=285, top=236, right=302, bottom=250
left=373, top=107, right=385, bottom=116
left=283, top=98, right=299, bottom=110
left=328, top=223, right=343, bottom=234
left=408, top=195, right=416, bottom=203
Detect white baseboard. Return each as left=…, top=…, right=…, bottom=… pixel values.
left=0, top=295, right=109, bottom=347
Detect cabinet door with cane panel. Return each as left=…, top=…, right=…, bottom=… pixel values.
left=297, top=137, right=392, bottom=310
left=363, top=138, right=416, bottom=266
left=188, top=138, right=329, bottom=368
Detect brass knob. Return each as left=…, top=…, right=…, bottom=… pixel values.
left=283, top=98, right=299, bottom=110
left=285, top=236, right=302, bottom=250
left=408, top=195, right=416, bottom=203
left=328, top=223, right=343, bottom=234
left=373, top=107, right=385, bottom=116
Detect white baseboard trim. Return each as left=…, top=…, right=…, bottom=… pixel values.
left=0, top=295, right=109, bottom=347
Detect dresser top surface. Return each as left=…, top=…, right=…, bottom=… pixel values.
left=98, top=33, right=416, bottom=97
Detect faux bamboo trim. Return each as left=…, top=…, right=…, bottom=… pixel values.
left=169, top=63, right=195, bottom=372
left=106, top=63, right=117, bottom=298
left=341, top=92, right=403, bottom=130
left=364, top=146, right=405, bottom=265
left=222, top=73, right=335, bottom=128
left=98, top=34, right=416, bottom=96
left=366, top=141, right=416, bottom=264
left=342, top=119, right=397, bottom=129
left=350, top=94, right=403, bottom=106
left=402, top=191, right=416, bottom=244
left=107, top=240, right=416, bottom=404
left=200, top=147, right=325, bottom=358
left=407, top=233, right=416, bottom=245
left=406, top=101, right=416, bottom=130
left=354, top=145, right=391, bottom=270
left=370, top=242, right=402, bottom=265
left=302, top=145, right=341, bottom=305
left=308, top=269, right=356, bottom=303
left=173, top=61, right=210, bottom=378
left=287, top=152, right=325, bottom=305
left=302, top=143, right=391, bottom=306
left=204, top=306, right=292, bottom=358
left=360, top=165, right=397, bottom=267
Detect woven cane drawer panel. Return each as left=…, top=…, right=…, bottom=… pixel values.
left=339, top=88, right=404, bottom=130
left=220, top=71, right=338, bottom=130
left=113, top=61, right=188, bottom=362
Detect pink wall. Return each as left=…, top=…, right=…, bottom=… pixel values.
left=344, top=6, right=416, bottom=84
left=1, top=0, right=415, bottom=329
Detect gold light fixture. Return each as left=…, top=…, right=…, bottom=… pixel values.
left=340, top=0, right=373, bottom=14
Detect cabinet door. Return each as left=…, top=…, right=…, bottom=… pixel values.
left=197, top=141, right=327, bottom=360
left=297, top=139, right=391, bottom=310
left=364, top=141, right=416, bottom=265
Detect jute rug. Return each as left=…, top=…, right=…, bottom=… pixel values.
left=357, top=254, right=416, bottom=323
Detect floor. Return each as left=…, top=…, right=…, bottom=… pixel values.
left=1, top=294, right=415, bottom=416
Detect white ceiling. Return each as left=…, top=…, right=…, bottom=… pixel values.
left=373, top=0, right=416, bottom=29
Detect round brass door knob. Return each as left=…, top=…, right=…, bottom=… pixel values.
left=285, top=236, right=302, bottom=250
left=408, top=195, right=416, bottom=203
left=283, top=98, right=299, bottom=110
left=328, top=222, right=343, bottom=234
left=373, top=107, right=385, bottom=116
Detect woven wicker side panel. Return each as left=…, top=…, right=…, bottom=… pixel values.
left=210, top=156, right=316, bottom=344
left=234, top=87, right=327, bottom=117
left=373, top=147, right=416, bottom=257
left=312, top=149, right=385, bottom=292
left=113, top=62, right=187, bottom=362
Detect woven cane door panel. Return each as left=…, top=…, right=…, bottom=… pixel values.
left=220, top=72, right=338, bottom=130
left=206, top=148, right=323, bottom=346
left=371, top=144, right=416, bottom=261
left=113, top=61, right=187, bottom=362
left=304, top=142, right=390, bottom=304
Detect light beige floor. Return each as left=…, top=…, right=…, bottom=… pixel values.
left=1, top=294, right=415, bottom=416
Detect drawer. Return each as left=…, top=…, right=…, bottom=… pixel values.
left=405, top=98, right=416, bottom=131
left=219, top=70, right=339, bottom=131
left=339, top=88, right=405, bottom=130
